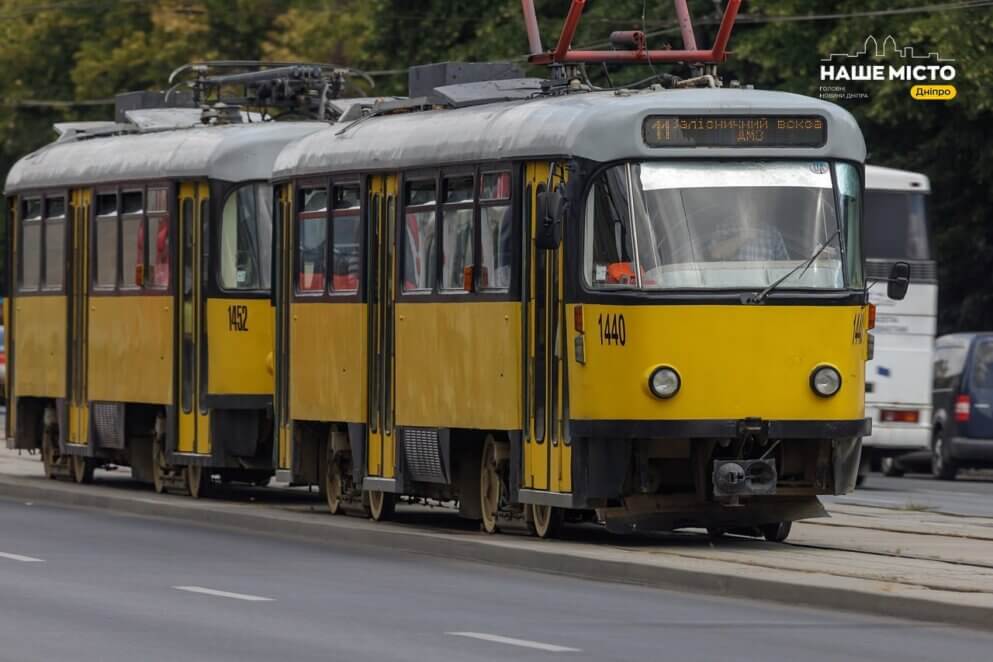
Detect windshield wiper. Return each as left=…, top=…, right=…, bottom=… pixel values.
left=747, top=229, right=842, bottom=304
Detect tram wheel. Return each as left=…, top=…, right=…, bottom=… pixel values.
left=366, top=490, right=395, bottom=522
left=325, top=456, right=344, bottom=515
left=480, top=436, right=503, bottom=534
left=41, top=423, right=62, bottom=480
left=761, top=521, right=792, bottom=543
left=71, top=455, right=94, bottom=485
left=528, top=504, right=563, bottom=539
left=151, top=438, right=168, bottom=494
left=186, top=464, right=210, bottom=499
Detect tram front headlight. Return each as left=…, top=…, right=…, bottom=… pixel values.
left=649, top=366, right=681, bottom=399
left=810, top=365, right=842, bottom=397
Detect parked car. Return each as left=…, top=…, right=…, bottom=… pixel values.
left=931, top=333, right=993, bottom=479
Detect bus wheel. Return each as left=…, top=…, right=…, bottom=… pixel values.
left=761, top=521, right=792, bottom=543
left=366, top=490, right=395, bottom=522
left=71, top=455, right=94, bottom=485
left=152, top=438, right=168, bottom=494
left=528, top=504, right=563, bottom=539
left=480, top=436, right=503, bottom=534
left=325, top=456, right=344, bottom=515
left=186, top=464, right=210, bottom=499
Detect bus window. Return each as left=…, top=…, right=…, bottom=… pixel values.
left=403, top=180, right=437, bottom=293
left=43, top=197, right=65, bottom=291
left=297, top=186, right=327, bottom=293
left=441, top=175, right=474, bottom=292
left=220, top=184, right=272, bottom=291
left=94, top=193, right=118, bottom=289
left=19, top=198, right=42, bottom=291
left=331, top=184, right=360, bottom=293
left=479, top=172, right=512, bottom=291
left=864, top=190, right=930, bottom=261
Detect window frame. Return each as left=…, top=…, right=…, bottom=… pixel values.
left=87, top=182, right=173, bottom=296
left=291, top=176, right=365, bottom=302
left=215, top=181, right=274, bottom=295
left=119, top=188, right=145, bottom=292
left=41, top=195, right=68, bottom=293
left=294, top=178, right=330, bottom=297
left=397, top=163, right=519, bottom=301
left=17, top=195, right=43, bottom=293
left=439, top=169, right=476, bottom=293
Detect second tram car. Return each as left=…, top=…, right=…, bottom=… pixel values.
left=3, top=101, right=323, bottom=494
left=272, top=82, right=904, bottom=539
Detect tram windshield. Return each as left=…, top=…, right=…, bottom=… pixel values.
left=584, top=161, right=861, bottom=291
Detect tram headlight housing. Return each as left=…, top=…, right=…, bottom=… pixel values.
left=649, top=366, right=681, bottom=399
left=810, top=365, right=842, bottom=398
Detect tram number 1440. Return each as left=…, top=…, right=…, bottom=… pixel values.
left=597, top=313, right=626, bottom=346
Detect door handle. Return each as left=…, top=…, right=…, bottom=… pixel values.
left=974, top=403, right=992, bottom=410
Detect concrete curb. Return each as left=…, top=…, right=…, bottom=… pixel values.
left=2, top=474, right=990, bottom=631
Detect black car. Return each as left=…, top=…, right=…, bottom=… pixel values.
left=931, top=333, right=993, bottom=479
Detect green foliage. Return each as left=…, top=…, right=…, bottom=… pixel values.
left=0, top=0, right=989, bottom=330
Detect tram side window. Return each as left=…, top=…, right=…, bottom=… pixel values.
left=332, top=184, right=360, bottom=293
left=121, top=191, right=143, bottom=289
left=43, top=197, right=66, bottom=290
left=220, top=184, right=272, bottom=291
left=297, top=186, right=327, bottom=293
left=441, top=175, right=474, bottom=292
left=479, top=172, right=513, bottom=291
left=94, top=193, right=118, bottom=289
left=835, top=163, right=863, bottom=288
left=18, top=198, right=42, bottom=291
left=146, top=188, right=170, bottom=289
left=585, top=166, right=637, bottom=288
left=403, top=180, right=437, bottom=293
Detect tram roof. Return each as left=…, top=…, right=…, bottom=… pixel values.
left=273, top=88, right=866, bottom=180
left=4, top=120, right=326, bottom=195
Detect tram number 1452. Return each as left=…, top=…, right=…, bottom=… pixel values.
left=597, top=313, right=626, bottom=346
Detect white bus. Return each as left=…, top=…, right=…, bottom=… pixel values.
left=859, top=165, right=937, bottom=482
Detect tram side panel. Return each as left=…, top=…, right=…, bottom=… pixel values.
left=7, top=192, right=69, bottom=453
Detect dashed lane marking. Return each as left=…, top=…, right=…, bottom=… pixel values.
left=172, top=586, right=274, bottom=602
left=446, top=632, right=580, bottom=653
left=0, top=552, right=44, bottom=563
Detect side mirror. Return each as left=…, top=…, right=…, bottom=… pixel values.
left=536, top=190, right=565, bottom=250
left=887, top=261, right=910, bottom=301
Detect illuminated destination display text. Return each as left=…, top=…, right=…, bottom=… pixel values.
left=643, top=115, right=828, bottom=148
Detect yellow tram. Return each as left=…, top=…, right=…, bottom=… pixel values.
left=271, top=64, right=905, bottom=539
left=3, top=92, right=323, bottom=495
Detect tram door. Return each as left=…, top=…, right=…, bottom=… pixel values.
left=66, top=189, right=91, bottom=447
left=366, top=174, right=398, bottom=480
left=525, top=162, right=571, bottom=494
left=176, top=182, right=210, bottom=455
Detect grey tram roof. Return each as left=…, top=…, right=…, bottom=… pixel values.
left=4, top=117, right=326, bottom=194
left=273, top=88, right=866, bottom=180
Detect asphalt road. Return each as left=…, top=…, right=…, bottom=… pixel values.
left=832, top=469, right=993, bottom=517
left=2, top=498, right=993, bottom=662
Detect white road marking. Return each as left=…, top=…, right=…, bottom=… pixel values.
left=446, top=632, right=580, bottom=653
left=172, top=586, right=273, bottom=602
left=0, top=551, right=45, bottom=563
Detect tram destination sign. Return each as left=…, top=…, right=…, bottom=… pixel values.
left=643, top=115, right=827, bottom=148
